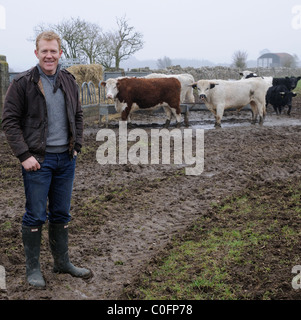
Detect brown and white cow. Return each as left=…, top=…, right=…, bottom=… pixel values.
left=145, top=73, right=195, bottom=103
left=101, top=77, right=182, bottom=127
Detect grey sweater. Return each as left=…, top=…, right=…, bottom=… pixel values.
left=37, top=64, right=69, bottom=153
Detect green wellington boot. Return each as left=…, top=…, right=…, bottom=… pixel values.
left=48, top=223, right=92, bottom=279
left=22, top=225, right=46, bottom=288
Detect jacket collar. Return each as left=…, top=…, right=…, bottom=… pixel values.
left=31, top=65, right=62, bottom=93
left=31, top=66, right=40, bottom=84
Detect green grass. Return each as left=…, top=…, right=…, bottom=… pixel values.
left=295, top=79, right=301, bottom=94
left=124, top=179, right=301, bottom=300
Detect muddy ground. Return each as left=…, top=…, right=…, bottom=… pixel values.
left=1, top=101, right=301, bottom=300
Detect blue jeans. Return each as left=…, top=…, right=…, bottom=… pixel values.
left=22, top=152, right=76, bottom=226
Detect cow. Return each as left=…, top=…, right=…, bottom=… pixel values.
left=101, top=77, right=182, bottom=128
left=240, top=70, right=259, bottom=79
left=272, top=76, right=301, bottom=91
left=241, top=71, right=301, bottom=90
left=269, top=77, right=300, bottom=115
left=145, top=73, right=195, bottom=103
left=241, top=72, right=300, bottom=115
left=266, top=85, right=297, bottom=115
left=240, top=70, right=273, bottom=86
left=192, top=79, right=268, bottom=128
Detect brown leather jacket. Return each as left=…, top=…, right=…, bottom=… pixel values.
left=2, top=66, right=83, bottom=163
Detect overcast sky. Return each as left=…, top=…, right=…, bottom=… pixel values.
left=0, top=0, right=301, bottom=71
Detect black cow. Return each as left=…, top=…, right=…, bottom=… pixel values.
left=273, top=76, right=301, bottom=91
left=268, top=77, right=300, bottom=115
left=241, top=73, right=300, bottom=115
left=266, top=84, right=297, bottom=115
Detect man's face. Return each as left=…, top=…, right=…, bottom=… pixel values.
left=35, top=39, right=63, bottom=75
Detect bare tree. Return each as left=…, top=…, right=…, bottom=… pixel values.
left=33, top=18, right=106, bottom=64
left=55, top=18, right=87, bottom=59
left=157, top=56, right=172, bottom=69
left=96, top=32, right=116, bottom=69
left=32, top=16, right=144, bottom=69
left=232, top=50, right=248, bottom=69
left=282, top=54, right=298, bottom=68
left=33, top=18, right=89, bottom=62
left=104, top=16, right=144, bottom=70
left=80, top=23, right=105, bottom=64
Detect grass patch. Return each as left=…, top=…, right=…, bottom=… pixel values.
left=124, top=178, right=301, bottom=300
left=295, top=79, right=301, bottom=94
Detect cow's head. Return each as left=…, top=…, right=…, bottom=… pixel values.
left=278, top=90, right=297, bottom=101
left=289, top=76, right=301, bottom=90
left=101, top=78, right=120, bottom=100
left=192, top=80, right=218, bottom=102
left=240, top=70, right=258, bottom=79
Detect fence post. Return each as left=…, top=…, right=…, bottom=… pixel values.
left=0, top=55, right=9, bottom=120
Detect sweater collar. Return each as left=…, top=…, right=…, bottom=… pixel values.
left=36, top=64, right=61, bottom=79
left=34, top=64, right=62, bottom=93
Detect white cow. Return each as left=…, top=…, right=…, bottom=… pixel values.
left=240, top=70, right=273, bottom=87
left=145, top=73, right=195, bottom=103
left=192, top=79, right=269, bottom=128
left=240, top=70, right=258, bottom=79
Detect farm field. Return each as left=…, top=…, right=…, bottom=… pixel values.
left=0, top=96, right=301, bottom=300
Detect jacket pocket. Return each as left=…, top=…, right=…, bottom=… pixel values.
left=23, top=117, right=41, bottom=129
left=23, top=118, right=43, bottom=150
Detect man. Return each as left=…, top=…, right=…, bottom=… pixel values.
left=2, top=31, right=91, bottom=288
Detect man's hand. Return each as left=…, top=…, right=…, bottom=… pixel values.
left=22, top=156, right=41, bottom=172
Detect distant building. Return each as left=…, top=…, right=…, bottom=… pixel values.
left=59, top=58, right=84, bottom=69
left=257, top=53, right=295, bottom=68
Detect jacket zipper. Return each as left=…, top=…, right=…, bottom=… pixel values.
left=33, top=78, right=48, bottom=155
